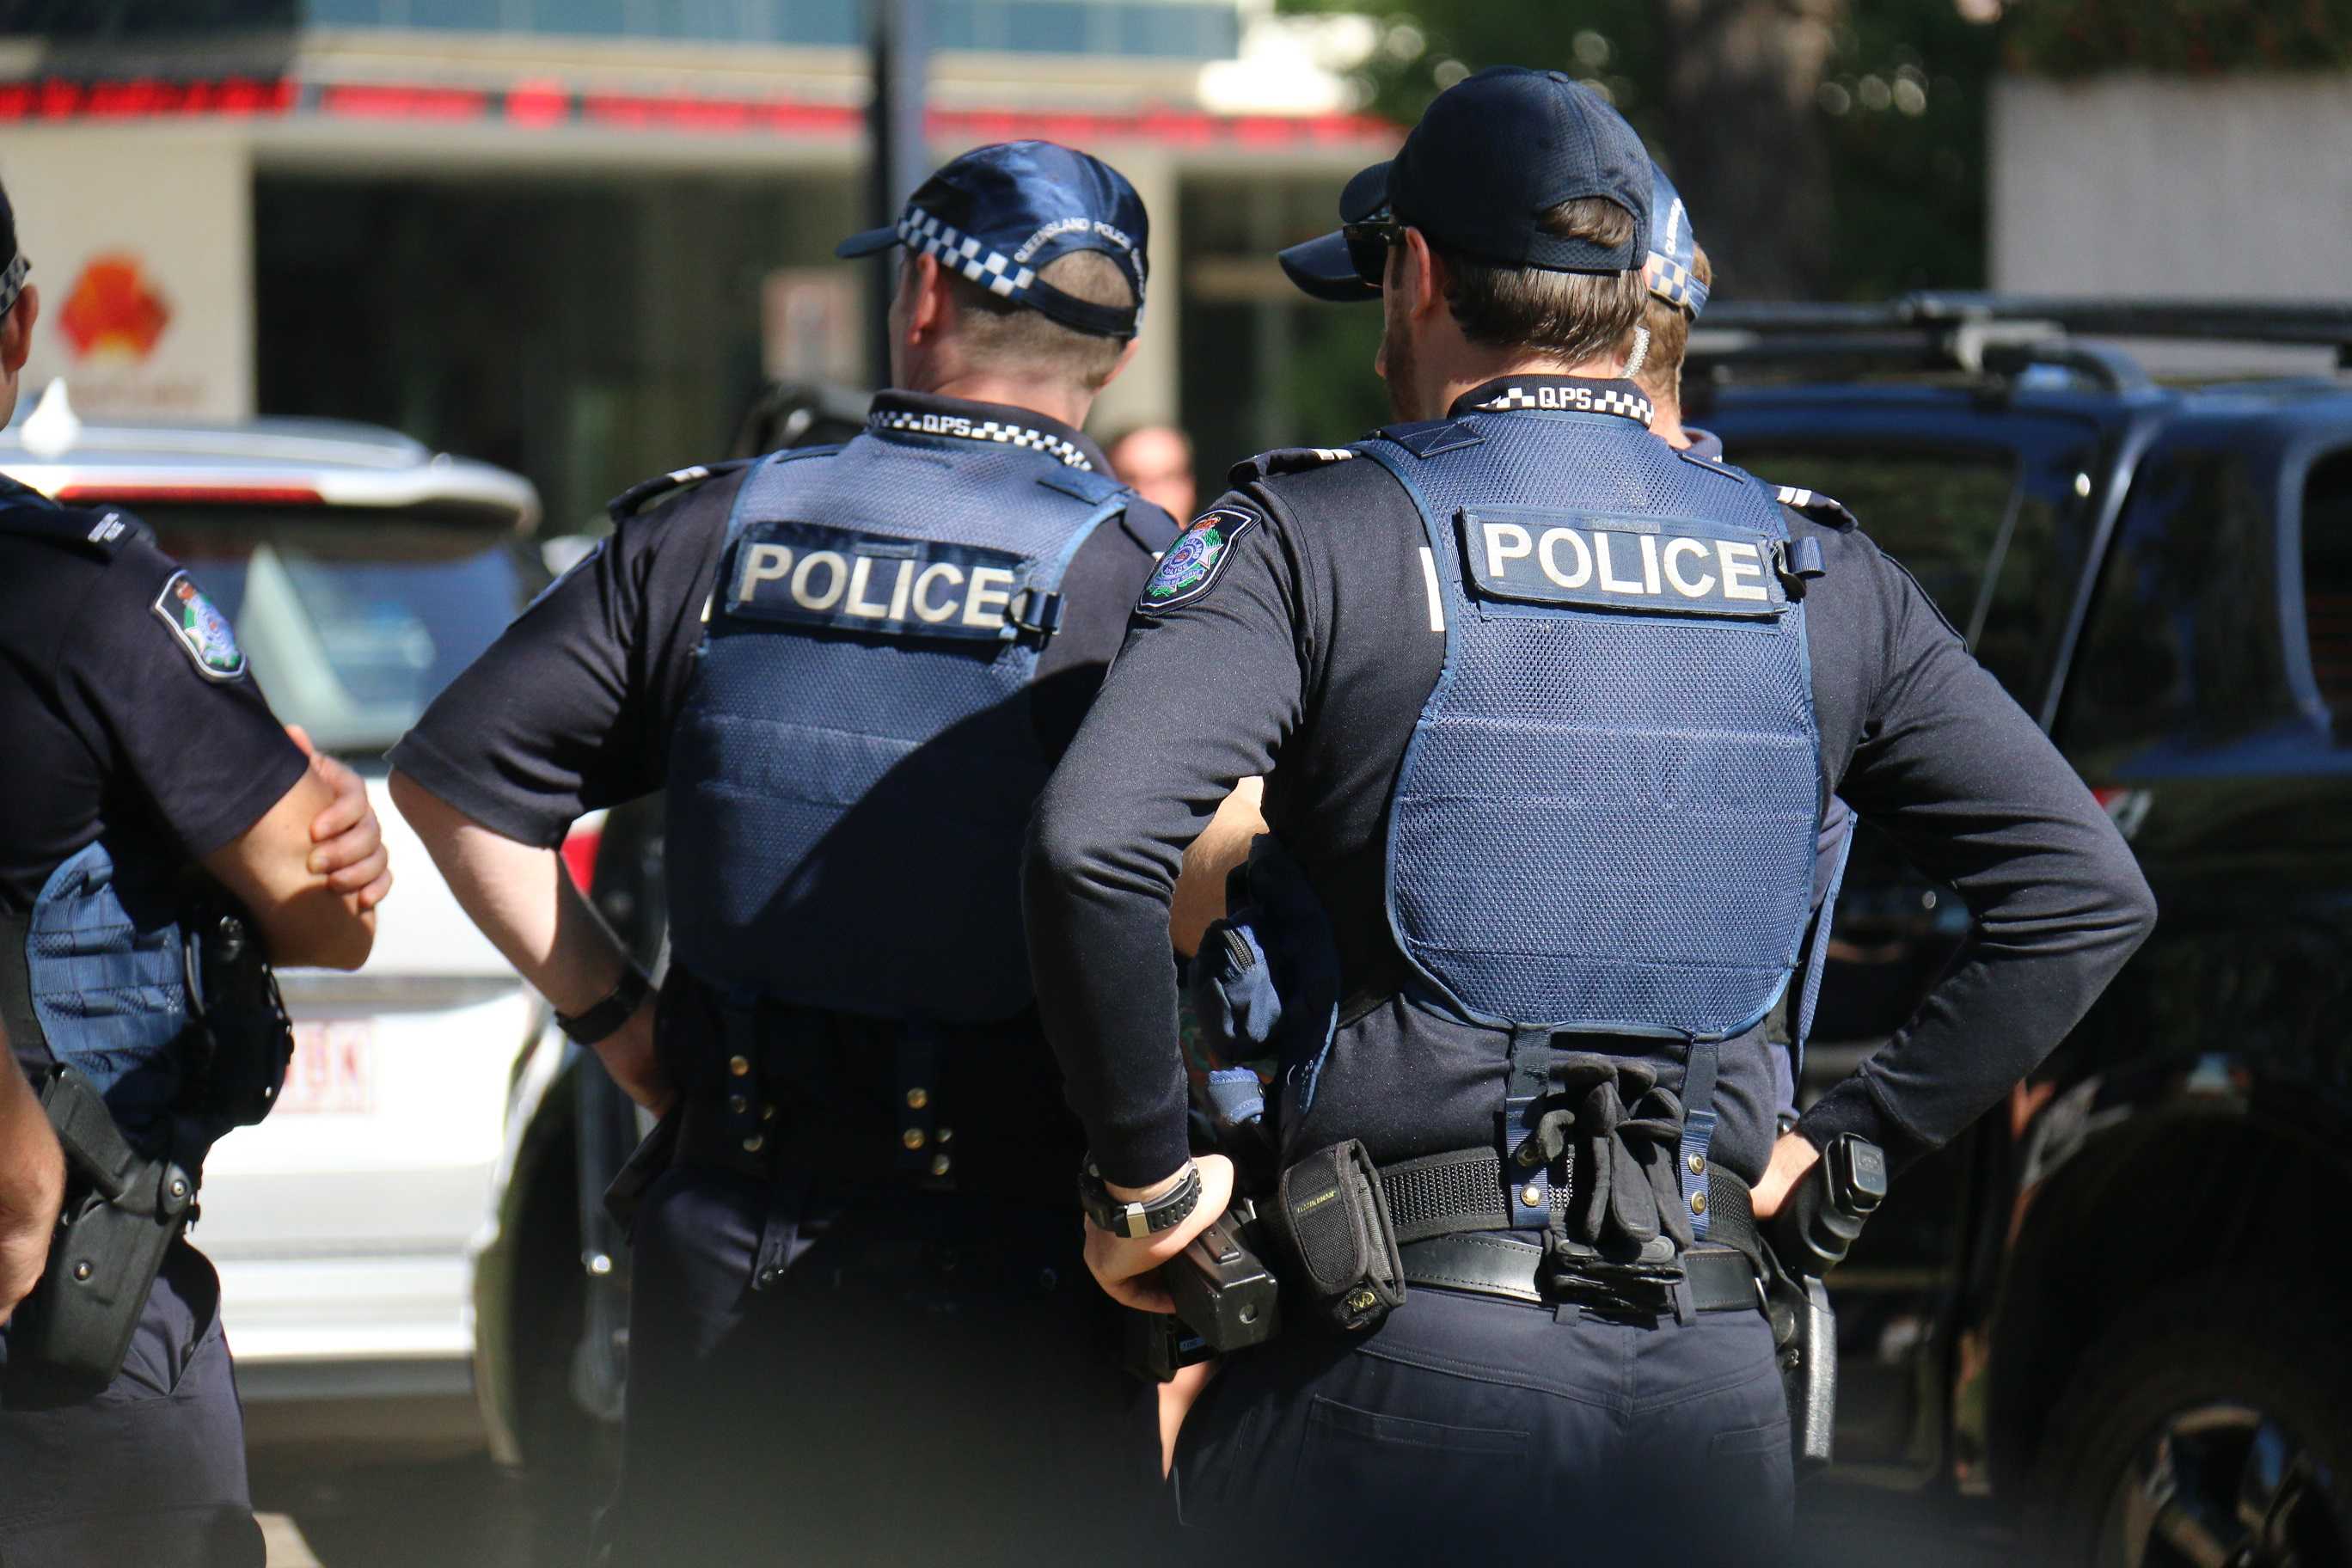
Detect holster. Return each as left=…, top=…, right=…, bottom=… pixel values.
left=1763, top=1252, right=1837, bottom=1474
left=175, top=883, right=294, bottom=1131
left=12, top=1066, right=195, bottom=1393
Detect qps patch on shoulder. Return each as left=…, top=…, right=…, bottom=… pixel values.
left=1457, top=507, right=1788, bottom=621
left=1139, top=507, right=1257, bottom=614
left=151, top=570, right=248, bottom=681
left=724, top=519, right=1032, bottom=642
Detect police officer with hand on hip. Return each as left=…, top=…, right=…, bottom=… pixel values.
left=390, top=142, right=1186, bottom=1562
left=1025, top=68, right=2154, bottom=1559
left=0, top=176, right=393, bottom=1566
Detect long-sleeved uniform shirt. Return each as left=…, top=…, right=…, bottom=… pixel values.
left=1025, top=374, right=2158, bottom=1190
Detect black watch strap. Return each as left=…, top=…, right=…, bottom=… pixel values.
left=1077, top=1157, right=1202, bottom=1240
left=555, top=965, right=652, bottom=1047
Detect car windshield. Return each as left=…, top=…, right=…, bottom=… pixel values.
left=140, top=506, right=527, bottom=760
left=1712, top=444, right=2054, bottom=695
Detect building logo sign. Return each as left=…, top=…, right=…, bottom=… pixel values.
left=58, top=254, right=173, bottom=362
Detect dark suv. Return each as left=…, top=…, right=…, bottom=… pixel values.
left=1693, top=297, right=2352, bottom=1565
left=481, top=310, right=2352, bottom=1564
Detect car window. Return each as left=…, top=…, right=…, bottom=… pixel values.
left=1718, top=445, right=2055, bottom=695
left=2061, top=447, right=2300, bottom=763
left=2300, top=450, right=2352, bottom=734
left=144, top=508, right=529, bottom=759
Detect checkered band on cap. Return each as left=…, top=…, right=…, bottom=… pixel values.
left=1644, top=254, right=1707, bottom=312
left=0, top=253, right=27, bottom=321
left=869, top=408, right=1095, bottom=472
left=899, top=205, right=1039, bottom=302
left=1473, top=384, right=1656, bottom=425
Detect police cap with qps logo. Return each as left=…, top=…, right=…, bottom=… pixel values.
left=836, top=140, right=1150, bottom=340
left=1277, top=66, right=1651, bottom=303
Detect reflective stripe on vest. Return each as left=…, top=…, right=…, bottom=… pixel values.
left=1362, top=411, right=1822, bottom=1042
left=663, top=429, right=1129, bottom=1025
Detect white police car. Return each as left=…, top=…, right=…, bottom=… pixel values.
left=1, top=383, right=574, bottom=1442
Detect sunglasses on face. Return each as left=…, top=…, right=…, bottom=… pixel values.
left=1342, top=214, right=1403, bottom=291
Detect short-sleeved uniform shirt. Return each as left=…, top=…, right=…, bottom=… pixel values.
left=0, top=477, right=308, bottom=1069
left=1026, top=375, right=2153, bottom=1191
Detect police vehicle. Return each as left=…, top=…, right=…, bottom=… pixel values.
left=1691, top=296, right=2352, bottom=1565
left=0, top=383, right=557, bottom=1449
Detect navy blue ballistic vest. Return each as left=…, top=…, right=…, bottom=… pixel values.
left=665, top=426, right=1132, bottom=1025
left=1358, top=409, right=1823, bottom=1046
left=0, top=493, right=195, bottom=1160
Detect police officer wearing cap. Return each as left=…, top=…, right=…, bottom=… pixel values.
left=0, top=177, right=392, bottom=1566
left=1025, top=68, right=2154, bottom=1558
left=389, top=142, right=1184, bottom=1562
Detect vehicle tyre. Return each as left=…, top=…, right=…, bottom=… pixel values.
left=513, top=1155, right=622, bottom=1567
left=2025, top=1273, right=2352, bottom=1567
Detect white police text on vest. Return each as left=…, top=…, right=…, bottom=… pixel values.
left=723, top=520, right=1035, bottom=643
left=1455, top=508, right=1789, bottom=621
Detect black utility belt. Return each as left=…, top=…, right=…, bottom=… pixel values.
left=1401, top=1233, right=1761, bottom=1314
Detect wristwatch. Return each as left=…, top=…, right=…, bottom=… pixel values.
left=554, top=965, right=652, bottom=1047
left=1077, top=1155, right=1202, bottom=1240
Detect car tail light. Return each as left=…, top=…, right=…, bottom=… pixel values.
left=55, top=483, right=326, bottom=505
left=561, top=821, right=603, bottom=893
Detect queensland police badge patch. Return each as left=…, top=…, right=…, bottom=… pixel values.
left=152, top=570, right=248, bottom=681
left=1140, top=507, right=1256, bottom=613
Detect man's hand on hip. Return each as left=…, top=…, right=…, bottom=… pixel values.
left=1082, top=1153, right=1235, bottom=1314
left=1749, top=1130, right=1820, bottom=1222
left=596, top=997, right=676, bottom=1118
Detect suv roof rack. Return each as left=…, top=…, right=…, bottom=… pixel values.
left=1689, top=293, right=2352, bottom=387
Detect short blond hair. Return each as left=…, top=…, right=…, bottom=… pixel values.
left=941, top=248, right=1136, bottom=393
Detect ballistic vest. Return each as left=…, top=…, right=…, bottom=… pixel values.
left=664, top=416, right=1133, bottom=1025
left=0, top=493, right=195, bottom=1161
left=1357, top=395, right=1824, bottom=1049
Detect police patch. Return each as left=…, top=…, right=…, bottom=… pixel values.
left=1456, top=506, right=1790, bottom=621
left=151, top=571, right=247, bottom=681
left=1140, top=508, right=1256, bottom=613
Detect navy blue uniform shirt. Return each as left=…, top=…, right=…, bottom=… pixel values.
left=1025, top=375, right=2157, bottom=1190
left=0, top=476, right=307, bottom=1073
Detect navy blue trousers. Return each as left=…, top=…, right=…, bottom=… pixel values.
left=0, top=1241, right=263, bottom=1567
left=1173, top=1283, right=1792, bottom=1565
left=594, top=1161, right=1173, bottom=1567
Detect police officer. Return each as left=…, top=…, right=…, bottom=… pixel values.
left=1023, top=69, right=2155, bottom=1559
left=389, top=143, right=1185, bottom=1562
left=0, top=177, right=391, bottom=1566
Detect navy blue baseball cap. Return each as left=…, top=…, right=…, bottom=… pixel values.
left=1645, top=162, right=1708, bottom=316
left=837, top=140, right=1148, bottom=340
left=1280, top=67, right=1651, bottom=303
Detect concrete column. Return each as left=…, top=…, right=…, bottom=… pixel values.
left=1084, top=144, right=1179, bottom=438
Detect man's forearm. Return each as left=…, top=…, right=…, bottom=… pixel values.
left=388, top=771, right=634, bottom=1015
left=0, top=1044, right=65, bottom=1325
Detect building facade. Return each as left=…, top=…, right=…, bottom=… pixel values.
left=3, top=0, right=1396, bottom=526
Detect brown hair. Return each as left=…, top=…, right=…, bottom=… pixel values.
left=1635, top=242, right=1714, bottom=411
left=940, top=248, right=1136, bottom=393
left=1425, top=198, right=1649, bottom=366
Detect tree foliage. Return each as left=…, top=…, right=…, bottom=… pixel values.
left=1277, top=0, right=2002, bottom=301
left=2001, top=0, right=2352, bottom=75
